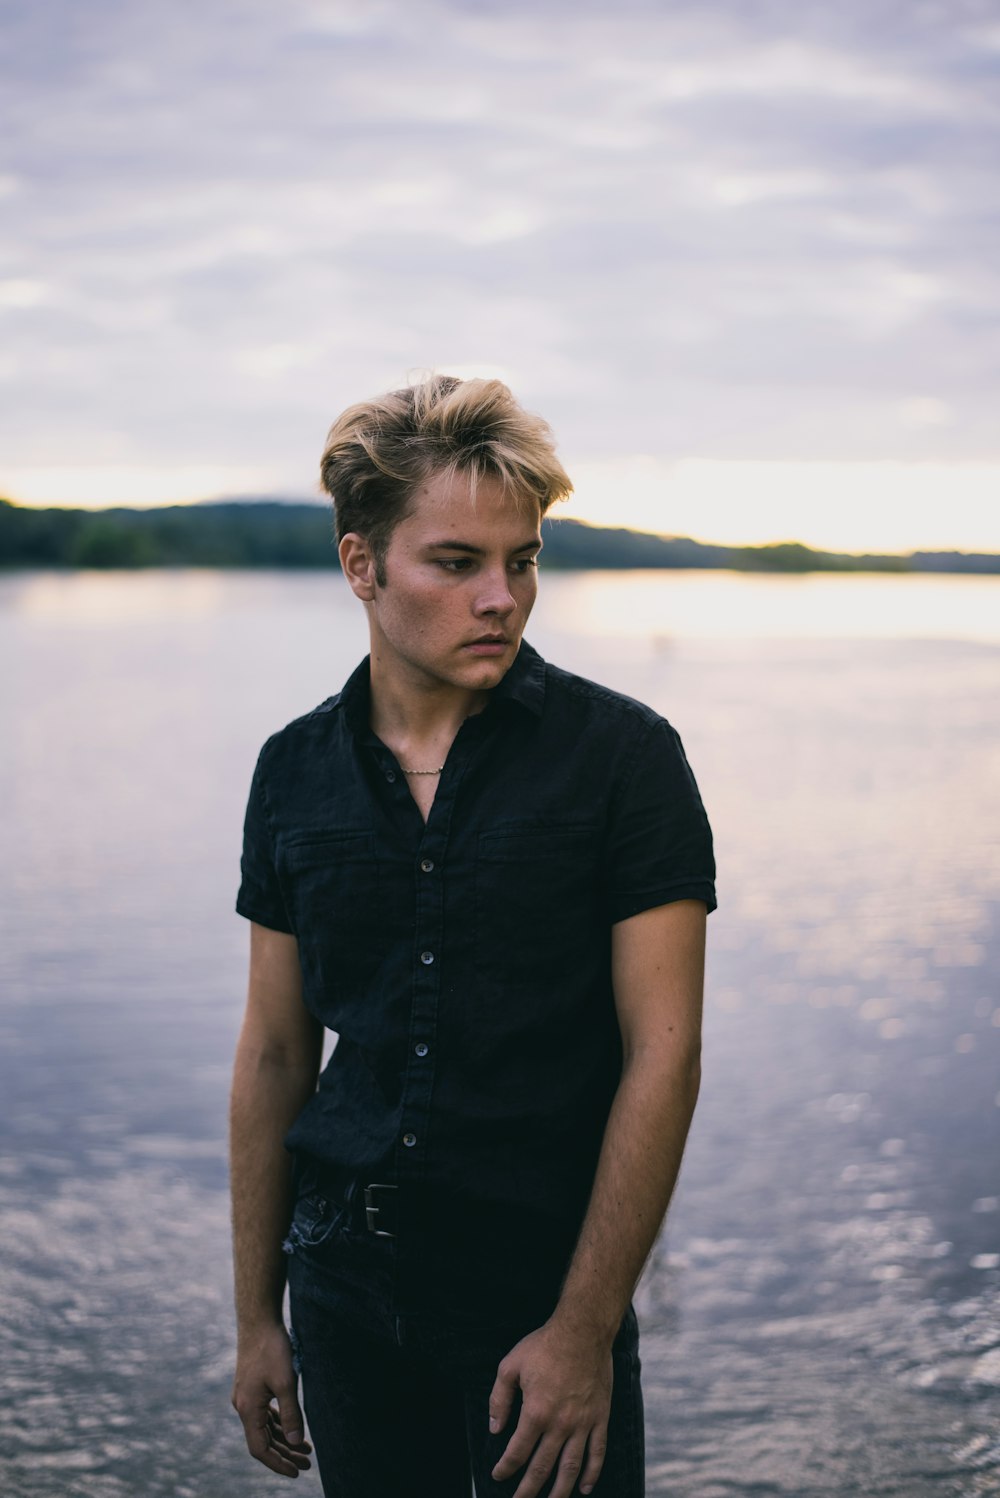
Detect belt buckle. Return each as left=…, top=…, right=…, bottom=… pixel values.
left=363, top=1182, right=397, bottom=1238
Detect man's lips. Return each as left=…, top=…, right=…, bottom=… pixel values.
left=463, top=635, right=511, bottom=652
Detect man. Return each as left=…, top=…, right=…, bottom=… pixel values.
left=230, top=374, right=716, bottom=1497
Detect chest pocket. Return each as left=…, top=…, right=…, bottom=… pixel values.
left=474, top=824, right=601, bottom=988
left=280, top=832, right=383, bottom=1017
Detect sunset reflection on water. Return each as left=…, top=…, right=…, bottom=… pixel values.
left=1, top=569, right=998, bottom=1497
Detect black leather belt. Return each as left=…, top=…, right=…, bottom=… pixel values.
left=302, top=1161, right=400, bottom=1240
left=362, top=1181, right=398, bottom=1238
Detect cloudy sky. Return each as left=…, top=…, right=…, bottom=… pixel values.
left=2, top=0, right=999, bottom=550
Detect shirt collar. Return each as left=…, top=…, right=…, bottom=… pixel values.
left=488, top=637, right=546, bottom=717
left=333, top=637, right=546, bottom=737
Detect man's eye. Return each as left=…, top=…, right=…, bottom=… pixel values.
left=437, top=558, right=471, bottom=571
left=512, top=558, right=539, bottom=572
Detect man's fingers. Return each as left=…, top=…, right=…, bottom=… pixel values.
left=579, top=1422, right=609, bottom=1494
left=491, top=1405, right=545, bottom=1484
left=266, top=1407, right=313, bottom=1465
left=547, top=1433, right=588, bottom=1498
left=508, top=1432, right=564, bottom=1498
left=241, top=1403, right=312, bottom=1477
left=247, top=1418, right=301, bottom=1477
left=276, top=1389, right=308, bottom=1450
left=488, top=1358, right=519, bottom=1434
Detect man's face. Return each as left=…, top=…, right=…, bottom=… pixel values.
left=360, top=467, right=542, bottom=694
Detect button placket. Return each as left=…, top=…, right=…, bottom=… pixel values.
left=395, top=721, right=485, bottom=1205
left=399, top=892, right=440, bottom=1166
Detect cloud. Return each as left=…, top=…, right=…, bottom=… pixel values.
left=0, top=278, right=52, bottom=308
left=896, top=396, right=954, bottom=430
left=2, top=0, right=999, bottom=537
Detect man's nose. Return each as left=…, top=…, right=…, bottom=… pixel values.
left=475, top=569, right=517, bottom=615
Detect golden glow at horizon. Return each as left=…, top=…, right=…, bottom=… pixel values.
left=0, top=465, right=284, bottom=510
left=567, top=458, right=1000, bottom=555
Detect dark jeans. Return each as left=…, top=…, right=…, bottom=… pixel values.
left=283, top=1175, right=645, bottom=1497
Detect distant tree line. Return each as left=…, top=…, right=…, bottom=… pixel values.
left=1, top=497, right=997, bottom=573
left=0, top=498, right=339, bottom=569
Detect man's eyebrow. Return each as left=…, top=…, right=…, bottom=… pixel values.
left=424, top=538, right=543, bottom=554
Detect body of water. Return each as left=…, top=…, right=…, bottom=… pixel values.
left=1, top=568, right=999, bottom=1496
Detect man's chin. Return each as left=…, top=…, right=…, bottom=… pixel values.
left=454, top=649, right=515, bottom=688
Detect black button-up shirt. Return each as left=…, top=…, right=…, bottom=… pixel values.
left=237, top=639, right=716, bottom=1317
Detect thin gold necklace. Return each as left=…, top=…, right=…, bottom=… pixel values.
left=400, top=764, right=444, bottom=776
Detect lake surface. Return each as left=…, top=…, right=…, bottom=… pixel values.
left=1, top=568, right=999, bottom=1497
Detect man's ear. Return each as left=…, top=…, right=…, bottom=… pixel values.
left=339, top=533, right=378, bottom=601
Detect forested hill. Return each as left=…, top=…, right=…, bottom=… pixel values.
left=1, top=497, right=998, bottom=573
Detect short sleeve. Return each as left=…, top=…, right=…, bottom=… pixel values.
left=235, top=742, right=295, bottom=934
left=603, top=717, right=717, bottom=924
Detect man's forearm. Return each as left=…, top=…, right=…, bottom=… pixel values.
left=229, top=1042, right=317, bottom=1334
left=551, top=1048, right=701, bottom=1346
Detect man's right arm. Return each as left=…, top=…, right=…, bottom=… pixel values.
left=230, top=920, right=322, bottom=1479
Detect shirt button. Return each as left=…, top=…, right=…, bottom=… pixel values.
left=385, top=770, right=396, bottom=783
left=402, top=1132, right=417, bottom=1147
left=420, top=950, right=434, bottom=965
left=414, top=1042, right=429, bottom=1058
left=419, top=858, right=434, bottom=873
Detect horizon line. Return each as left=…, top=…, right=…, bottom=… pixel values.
left=2, top=493, right=998, bottom=562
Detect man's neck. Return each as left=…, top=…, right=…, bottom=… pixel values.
left=367, top=649, right=489, bottom=752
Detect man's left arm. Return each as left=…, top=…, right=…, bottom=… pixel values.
left=489, top=898, right=706, bottom=1498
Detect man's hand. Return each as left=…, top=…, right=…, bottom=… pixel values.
left=489, top=1318, right=613, bottom=1498
left=232, top=1321, right=312, bottom=1479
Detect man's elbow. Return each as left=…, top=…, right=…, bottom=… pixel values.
left=666, top=1038, right=701, bottom=1107
left=622, top=1032, right=702, bottom=1096
left=232, top=1026, right=321, bottom=1095
left=683, top=1049, right=702, bottom=1110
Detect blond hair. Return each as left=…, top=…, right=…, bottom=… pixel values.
left=320, top=373, right=572, bottom=582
